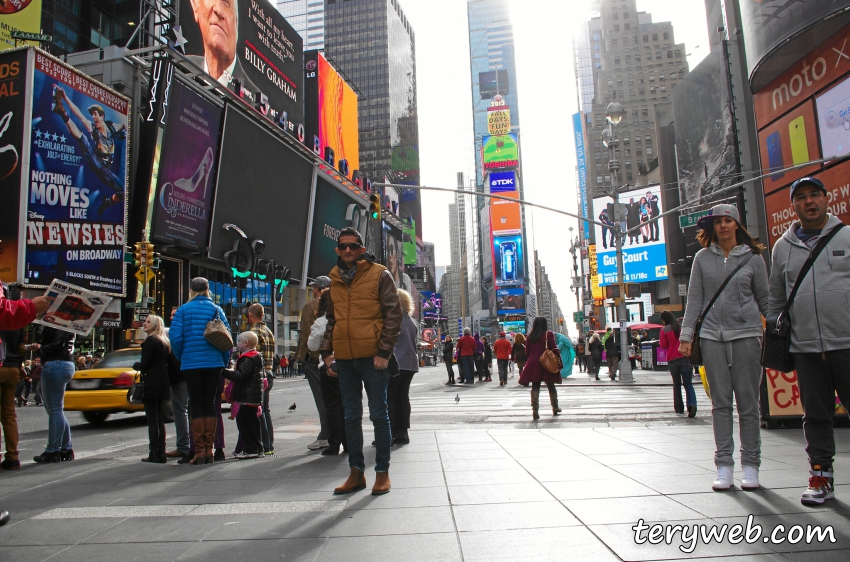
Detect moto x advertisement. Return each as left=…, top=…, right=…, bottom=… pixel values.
left=23, top=50, right=129, bottom=295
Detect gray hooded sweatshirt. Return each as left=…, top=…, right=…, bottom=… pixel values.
left=768, top=214, right=850, bottom=353
left=680, top=243, right=769, bottom=344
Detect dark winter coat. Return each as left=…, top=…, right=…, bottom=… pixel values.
left=221, top=350, right=264, bottom=404
left=442, top=340, right=454, bottom=361
left=133, top=336, right=171, bottom=400
left=37, top=327, right=75, bottom=363
left=518, top=330, right=562, bottom=386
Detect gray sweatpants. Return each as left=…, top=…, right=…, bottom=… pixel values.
left=700, top=337, right=762, bottom=468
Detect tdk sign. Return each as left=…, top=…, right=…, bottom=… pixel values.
left=489, top=171, right=517, bottom=193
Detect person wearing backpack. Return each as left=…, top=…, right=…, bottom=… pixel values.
left=768, top=177, right=850, bottom=506
left=659, top=311, right=696, bottom=418
left=679, top=204, right=769, bottom=492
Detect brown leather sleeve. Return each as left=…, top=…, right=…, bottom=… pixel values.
left=296, top=301, right=316, bottom=362
left=376, top=270, right=402, bottom=359
left=319, top=291, right=336, bottom=356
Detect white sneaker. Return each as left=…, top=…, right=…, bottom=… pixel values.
left=308, top=440, right=329, bottom=451
left=712, top=466, right=733, bottom=491
left=741, top=466, right=760, bottom=490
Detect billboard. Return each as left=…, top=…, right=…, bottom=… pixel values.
left=488, top=170, right=517, bottom=193
left=816, top=75, right=850, bottom=159
left=150, top=80, right=223, bottom=250
left=479, top=70, right=510, bottom=98
left=492, top=234, right=524, bottom=287
left=0, top=48, right=28, bottom=282
left=758, top=99, right=821, bottom=194
left=588, top=244, right=602, bottom=300
left=421, top=291, right=443, bottom=319
left=496, top=287, right=525, bottom=315
left=490, top=190, right=522, bottom=236
left=210, top=106, right=313, bottom=279
left=179, top=0, right=304, bottom=127
left=573, top=112, right=590, bottom=240
left=23, top=51, right=129, bottom=295
left=501, top=320, right=526, bottom=335
left=0, top=0, right=42, bottom=51
left=304, top=51, right=359, bottom=174
left=482, top=133, right=519, bottom=171
left=592, top=185, right=669, bottom=285
left=487, top=105, right=511, bottom=135
left=306, top=178, right=368, bottom=279
left=382, top=220, right=415, bottom=295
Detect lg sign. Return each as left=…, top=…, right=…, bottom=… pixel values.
left=489, top=171, right=517, bottom=193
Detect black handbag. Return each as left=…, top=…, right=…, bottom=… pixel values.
left=127, top=372, right=144, bottom=404
left=689, top=253, right=754, bottom=367
left=761, top=224, right=845, bottom=372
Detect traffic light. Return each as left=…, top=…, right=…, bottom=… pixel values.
left=143, top=243, right=155, bottom=267
left=605, top=284, right=620, bottom=299
left=369, top=193, right=381, bottom=220
left=132, top=242, right=142, bottom=267
left=626, top=283, right=641, bottom=298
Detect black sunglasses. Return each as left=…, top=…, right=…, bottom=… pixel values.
left=337, top=242, right=363, bottom=251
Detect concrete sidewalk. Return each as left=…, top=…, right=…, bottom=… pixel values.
left=1, top=424, right=848, bottom=561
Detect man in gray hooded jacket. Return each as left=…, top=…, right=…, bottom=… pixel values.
left=768, top=176, right=850, bottom=506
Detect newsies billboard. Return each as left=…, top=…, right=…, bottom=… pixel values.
left=16, top=49, right=129, bottom=296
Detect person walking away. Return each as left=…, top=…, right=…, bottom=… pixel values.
left=473, top=333, right=485, bottom=382
left=170, top=277, right=231, bottom=465
left=388, top=289, right=418, bottom=445
left=320, top=228, right=402, bottom=496
left=659, top=311, right=696, bottom=417
left=493, top=332, right=511, bottom=386
left=588, top=332, right=603, bottom=381
left=30, top=358, right=42, bottom=407
left=679, top=203, right=768, bottom=492
left=767, top=177, right=850, bottom=505
left=15, top=361, right=31, bottom=407
left=604, top=328, right=620, bottom=380
left=442, top=336, right=455, bottom=385
left=482, top=336, right=493, bottom=381
left=555, top=332, right=575, bottom=378
left=297, top=277, right=332, bottom=451
left=576, top=337, right=586, bottom=373
left=511, top=333, right=527, bottom=377
left=518, top=317, right=563, bottom=420
left=33, top=326, right=76, bottom=463
left=221, top=331, right=264, bottom=459
left=133, top=314, right=171, bottom=463
left=456, top=329, right=476, bottom=384
left=248, top=303, right=276, bottom=455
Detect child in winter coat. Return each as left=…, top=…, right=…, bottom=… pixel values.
left=221, top=331, right=265, bottom=459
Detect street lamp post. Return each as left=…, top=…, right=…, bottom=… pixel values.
left=568, top=227, right=582, bottom=335
left=603, top=102, right=633, bottom=383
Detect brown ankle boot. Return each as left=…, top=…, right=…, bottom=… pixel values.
left=203, top=417, right=216, bottom=464
left=334, top=467, right=367, bottom=494
left=550, top=391, right=562, bottom=415
left=531, top=388, right=540, bottom=420
left=188, top=419, right=207, bottom=465
left=372, top=472, right=391, bottom=495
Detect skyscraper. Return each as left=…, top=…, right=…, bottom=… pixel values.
left=324, top=0, right=422, bottom=239
left=277, top=0, right=326, bottom=51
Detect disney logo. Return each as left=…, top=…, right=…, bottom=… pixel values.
left=28, top=211, right=45, bottom=220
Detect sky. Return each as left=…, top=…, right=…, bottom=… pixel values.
left=401, top=0, right=710, bottom=330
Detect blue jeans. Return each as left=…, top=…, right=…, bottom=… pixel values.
left=170, top=381, right=190, bottom=454
left=668, top=358, right=697, bottom=413
left=337, top=358, right=391, bottom=473
left=41, top=361, right=75, bottom=453
left=460, top=356, right=475, bottom=384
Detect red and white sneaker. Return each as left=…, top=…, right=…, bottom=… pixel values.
left=801, top=466, right=834, bottom=506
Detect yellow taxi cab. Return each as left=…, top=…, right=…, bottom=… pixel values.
left=64, top=348, right=172, bottom=424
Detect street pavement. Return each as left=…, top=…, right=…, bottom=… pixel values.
left=1, top=364, right=848, bottom=561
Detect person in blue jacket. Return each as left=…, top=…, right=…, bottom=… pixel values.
left=555, top=332, right=576, bottom=379
left=170, top=277, right=231, bottom=465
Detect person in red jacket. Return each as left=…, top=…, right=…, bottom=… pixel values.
left=493, top=332, right=512, bottom=386
left=455, top=328, right=477, bottom=384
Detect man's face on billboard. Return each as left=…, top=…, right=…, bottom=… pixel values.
left=191, top=0, right=238, bottom=71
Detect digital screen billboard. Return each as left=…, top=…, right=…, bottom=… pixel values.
left=382, top=220, right=415, bottom=295
left=179, top=0, right=304, bottom=127
left=210, top=106, right=313, bottom=279
left=23, top=51, right=129, bottom=295
left=573, top=112, right=590, bottom=240
left=490, top=190, right=522, bottom=236
left=487, top=106, right=511, bottom=135
left=592, top=185, right=669, bottom=285
left=0, top=0, right=42, bottom=51
left=497, top=287, right=525, bottom=315
left=306, top=178, right=368, bottom=279
left=501, top=320, right=526, bottom=335
left=479, top=70, right=510, bottom=98
left=758, top=99, right=821, bottom=194
left=488, top=170, right=517, bottom=193
left=421, top=291, right=443, bottom=319
left=0, top=49, right=28, bottom=254
left=816, top=75, right=850, bottom=159
left=482, top=134, right=519, bottom=171
left=304, top=51, right=359, bottom=173
left=492, top=234, right=524, bottom=287
left=151, top=80, right=223, bottom=250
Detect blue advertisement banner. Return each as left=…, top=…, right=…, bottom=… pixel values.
left=23, top=52, right=129, bottom=295
left=492, top=234, right=524, bottom=287
left=496, top=287, right=525, bottom=315
left=488, top=170, right=517, bottom=193
left=572, top=112, right=590, bottom=240
left=421, top=291, right=442, bottom=319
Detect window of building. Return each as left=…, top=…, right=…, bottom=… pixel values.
left=597, top=176, right=604, bottom=183
left=627, top=172, right=634, bottom=181
left=658, top=74, right=666, bottom=81
left=650, top=86, right=656, bottom=94
left=638, top=76, right=644, bottom=84
left=625, top=161, right=632, bottom=168
left=626, top=54, right=632, bottom=63
left=667, top=50, right=673, bottom=58
left=647, top=147, right=653, bottom=155
left=663, top=32, right=669, bottom=40
left=594, top=43, right=600, bottom=50
left=638, top=87, right=645, bottom=96
left=624, top=11, right=629, bottom=18
left=614, top=25, right=619, bottom=31
left=613, top=38, right=618, bottom=46
left=613, top=12, right=619, bottom=19
left=628, top=77, right=634, bottom=85
left=604, top=175, right=611, bottom=183
left=652, top=33, right=658, bottom=41
left=643, top=34, right=649, bottom=42
left=617, top=79, right=623, bottom=86
left=625, top=149, right=631, bottom=157
left=635, top=54, right=641, bottom=62
left=623, top=137, right=630, bottom=144
left=642, top=108, right=649, bottom=116
left=645, top=136, right=652, bottom=143
left=675, top=50, right=681, bottom=58
left=596, top=163, right=602, bottom=172
left=679, top=69, right=685, bottom=78
left=593, top=33, right=600, bottom=40
left=636, top=148, right=643, bottom=156
left=635, top=136, right=642, bottom=144
left=631, top=109, right=637, bottom=117
left=669, top=72, right=677, bottom=80
left=632, top=36, right=638, bottom=44
left=615, top=57, right=621, bottom=65
left=660, top=85, right=667, bottom=93
left=656, top=52, right=662, bottom=60
left=593, top=140, right=601, bottom=148
left=628, top=89, right=635, bottom=97
left=624, top=23, right=630, bottom=30
left=649, top=74, right=655, bottom=82
left=595, top=152, right=601, bottom=160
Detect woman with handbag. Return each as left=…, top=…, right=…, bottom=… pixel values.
left=679, top=204, right=769, bottom=492
left=518, top=317, right=563, bottom=420
left=170, top=277, right=232, bottom=465
left=659, top=311, right=697, bottom=417
left=387, top=289, right=418, bottom=445
left=133, top=314, right=171, bottom=463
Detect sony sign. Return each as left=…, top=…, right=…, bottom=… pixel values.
left=489, top=171, right=517, bottom=193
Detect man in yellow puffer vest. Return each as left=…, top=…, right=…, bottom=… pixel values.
left=320, top=227, right=402, bottom=496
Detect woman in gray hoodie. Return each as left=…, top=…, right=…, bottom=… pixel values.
left=679, top=204, right=769, bottom=492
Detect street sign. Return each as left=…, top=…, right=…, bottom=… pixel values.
left=572, top=311, right=584, bottom=323
left=678, top=284, right=687, bottom=296
left=11, top=31, right=53, bottom=42
left=137, top=308, right=151, bottom=315
left=134, top=267, right=154, bottom=284
left=679, top=210, right=710, bottom=229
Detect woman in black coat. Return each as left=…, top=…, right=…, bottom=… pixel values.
left=442, top=336, right=455, bottom=385
left=133, top=314, right=171, bottom=463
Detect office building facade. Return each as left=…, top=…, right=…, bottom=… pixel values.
left=277, top=0, right=326, bottom=51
